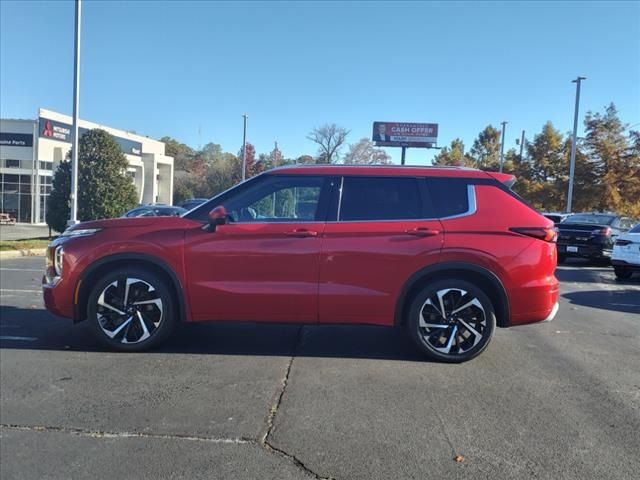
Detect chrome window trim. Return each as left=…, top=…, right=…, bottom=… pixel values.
left=218, top=183, right=477, bottom=225
left=437, top=185, right=476, bottom=221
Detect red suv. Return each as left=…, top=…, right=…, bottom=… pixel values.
left=43, top=166, right=559, bottom=362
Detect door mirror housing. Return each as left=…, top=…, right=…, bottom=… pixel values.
left=207, top=206, right=228, bottom=231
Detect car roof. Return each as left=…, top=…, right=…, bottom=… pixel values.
left=266, top=164, right=496, bottom=179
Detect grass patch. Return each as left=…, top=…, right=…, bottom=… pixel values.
left=0, top=238, right=54, bottom=252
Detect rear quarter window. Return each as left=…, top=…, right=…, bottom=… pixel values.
left=425, top=178, right=470, bottom=218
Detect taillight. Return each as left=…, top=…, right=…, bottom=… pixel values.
left=616, top=239, right=632, bottom=246
left=591, top=227, right=612, bottom=236
left=510, top=227, right=558, bottom=243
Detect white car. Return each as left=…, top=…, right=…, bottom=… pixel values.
left=612, top=223, right=640, bottom=279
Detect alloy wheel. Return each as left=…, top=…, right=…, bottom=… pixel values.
left=96, top=277, right=163, bottom=344
left=418, top=288, right=488, bottom=355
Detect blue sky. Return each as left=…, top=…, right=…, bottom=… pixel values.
left=1, top=1, right=639, bottom=165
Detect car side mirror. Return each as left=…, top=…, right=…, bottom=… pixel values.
left=207, top=206, right=228, bottom=232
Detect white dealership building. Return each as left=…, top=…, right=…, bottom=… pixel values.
left=0, top=108, right=174, bottom=223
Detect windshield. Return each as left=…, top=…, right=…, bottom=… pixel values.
left=563, top=214, right=615, bottom=225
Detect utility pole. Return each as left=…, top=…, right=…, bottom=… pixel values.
left=519, top=130, right=526, bottom=160
left=499, top=121, right=507, bottom=173
left=241, top=114, right=248, bottom=181
left=69, top=0, right=82, bottom=226
left=567, top=76, right=586, bottom=213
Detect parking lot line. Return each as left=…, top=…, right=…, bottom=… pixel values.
left=0, top=268, right=43, bottom=272
left=0, top=336, right=38, bottom=342
left=0, top=289, right=41, bottom=293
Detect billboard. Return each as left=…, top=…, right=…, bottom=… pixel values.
left=372, top=122, right=438, bottom=147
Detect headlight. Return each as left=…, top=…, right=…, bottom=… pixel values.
left=45, top=245, right=64, bottom=284
left=54, top=246, right=64, bottom=277
left=61, top=228, right=102, bottom=238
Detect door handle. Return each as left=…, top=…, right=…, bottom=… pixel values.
left=285, top=229, right=319, bottom=238
left=405, top=227, right=440, bottom=237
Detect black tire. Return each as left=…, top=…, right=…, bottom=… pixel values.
left=557, top=254, right=567, bottom=264
left=407, top=279, right=496, bottom=363
left=614, top=266, right=633, bottom=280
left=87, top=267, right=176, bottom=351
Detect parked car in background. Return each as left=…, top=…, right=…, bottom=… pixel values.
left=179, top=198, right=209, bottom=211
left=542, top=212, right=573, bottom=224
left=123, top=205, right=187, bottom=218
left=556, top=213, right=635, bottom=264
left=612, top=223, right=640, bottom=279
left=43, top=165, right=559, bottom=363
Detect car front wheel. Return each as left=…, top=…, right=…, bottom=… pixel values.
left=87, top=268, right=176, bottom=351
left=407, top=279, right=496, bottom=363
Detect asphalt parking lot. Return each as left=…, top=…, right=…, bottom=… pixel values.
left=1, top=256, right=639, bottom=480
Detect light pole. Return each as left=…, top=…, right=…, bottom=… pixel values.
left=241, top=114, right=248, bottom=181
left=499, top=121, right=507, bottom=172
left=69, top=0, right=82, bottom=226
left=519, top=130, right=526, bottom=161
left=567, top=76, right=586, bottom=213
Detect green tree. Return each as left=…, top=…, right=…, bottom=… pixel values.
left=583, top=103, right=639, bottom=216
left=77, top=129, right=138, bottom=220
left=160, top=136, right=195, bottom=171
left=46, top=129, right=139, bottom=231
left=432, top=138, right=474, bottom=167
left=46, top=159, right=72, bottom=233
left=526, top=122, right=565, bottom=183
left=469, top=125, right=501, bottom=171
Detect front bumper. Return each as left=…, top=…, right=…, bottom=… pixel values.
left=611, top=259, right=640, bottom=271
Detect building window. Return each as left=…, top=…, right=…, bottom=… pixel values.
left=1, top=172, right=32, bottom=222
left=39, top=161, right=54, bottom=171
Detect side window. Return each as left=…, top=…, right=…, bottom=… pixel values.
left=225, top=176, right=325, bottom=222
left=426, top=178, right=470, bottom=218
left=611, top=218, right=621, bottom=229
left=339, top=177, right=422, bottom=221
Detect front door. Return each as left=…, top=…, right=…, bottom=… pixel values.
left=184, top=175, right=331, bottom=323
left=319, top=176, right=444, bottom=326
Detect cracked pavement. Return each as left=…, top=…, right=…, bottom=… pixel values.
left=1, top=257, right=639, bottom=479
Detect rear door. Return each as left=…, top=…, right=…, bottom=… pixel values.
left=318, top=176, right=443, bottom=326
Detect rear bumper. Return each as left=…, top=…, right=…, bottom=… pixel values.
left=612, top=259, right=640, bottom=270
left=557, top=243, right=611, bottom=259
left=509, top=277, right=559, bottom=326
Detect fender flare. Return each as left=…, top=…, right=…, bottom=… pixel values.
left=394, top=261, right=511, bottom=327
left=73, top=253, right=188, bottom=323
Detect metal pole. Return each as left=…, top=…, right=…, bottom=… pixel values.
left=499, top=121, right=507, bottom=173
left=401, top=147, right=406, bottom=165
left=519, top=130, right=525, bottom=161
left=567, top=76, right=586, bottom=213
left=68, top=0, right=81, bottom=226
left=241, top=114, right=248, bottom=181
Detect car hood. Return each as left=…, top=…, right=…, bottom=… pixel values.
left=67, top=215, right=199, bottom=231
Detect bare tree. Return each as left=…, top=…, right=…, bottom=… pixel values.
left=344, top=138, right=392, bottom=165
left=306, top=124, right=350, bottom=164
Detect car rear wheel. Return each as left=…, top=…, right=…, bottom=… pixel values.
left=614, top=266, right=633, bottom=280
left=87, top=268, right=176, bottom=351
left=407, top=279, right=496, bottom=363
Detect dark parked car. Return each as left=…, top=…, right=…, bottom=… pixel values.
left=123, top=205, right=187, bottom=218
left=44, top=165, right=559, bottom=363
left=556, top=213, right=636, bottom=263
left=542, top=212, right=573, bottom=224
left=179, top=198, right=209, bottom=211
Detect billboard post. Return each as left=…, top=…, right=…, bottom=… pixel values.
left=372, top=122, right=439, bottom=165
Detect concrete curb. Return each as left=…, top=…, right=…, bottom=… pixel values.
left=0, top=248, right=47, bottom=260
